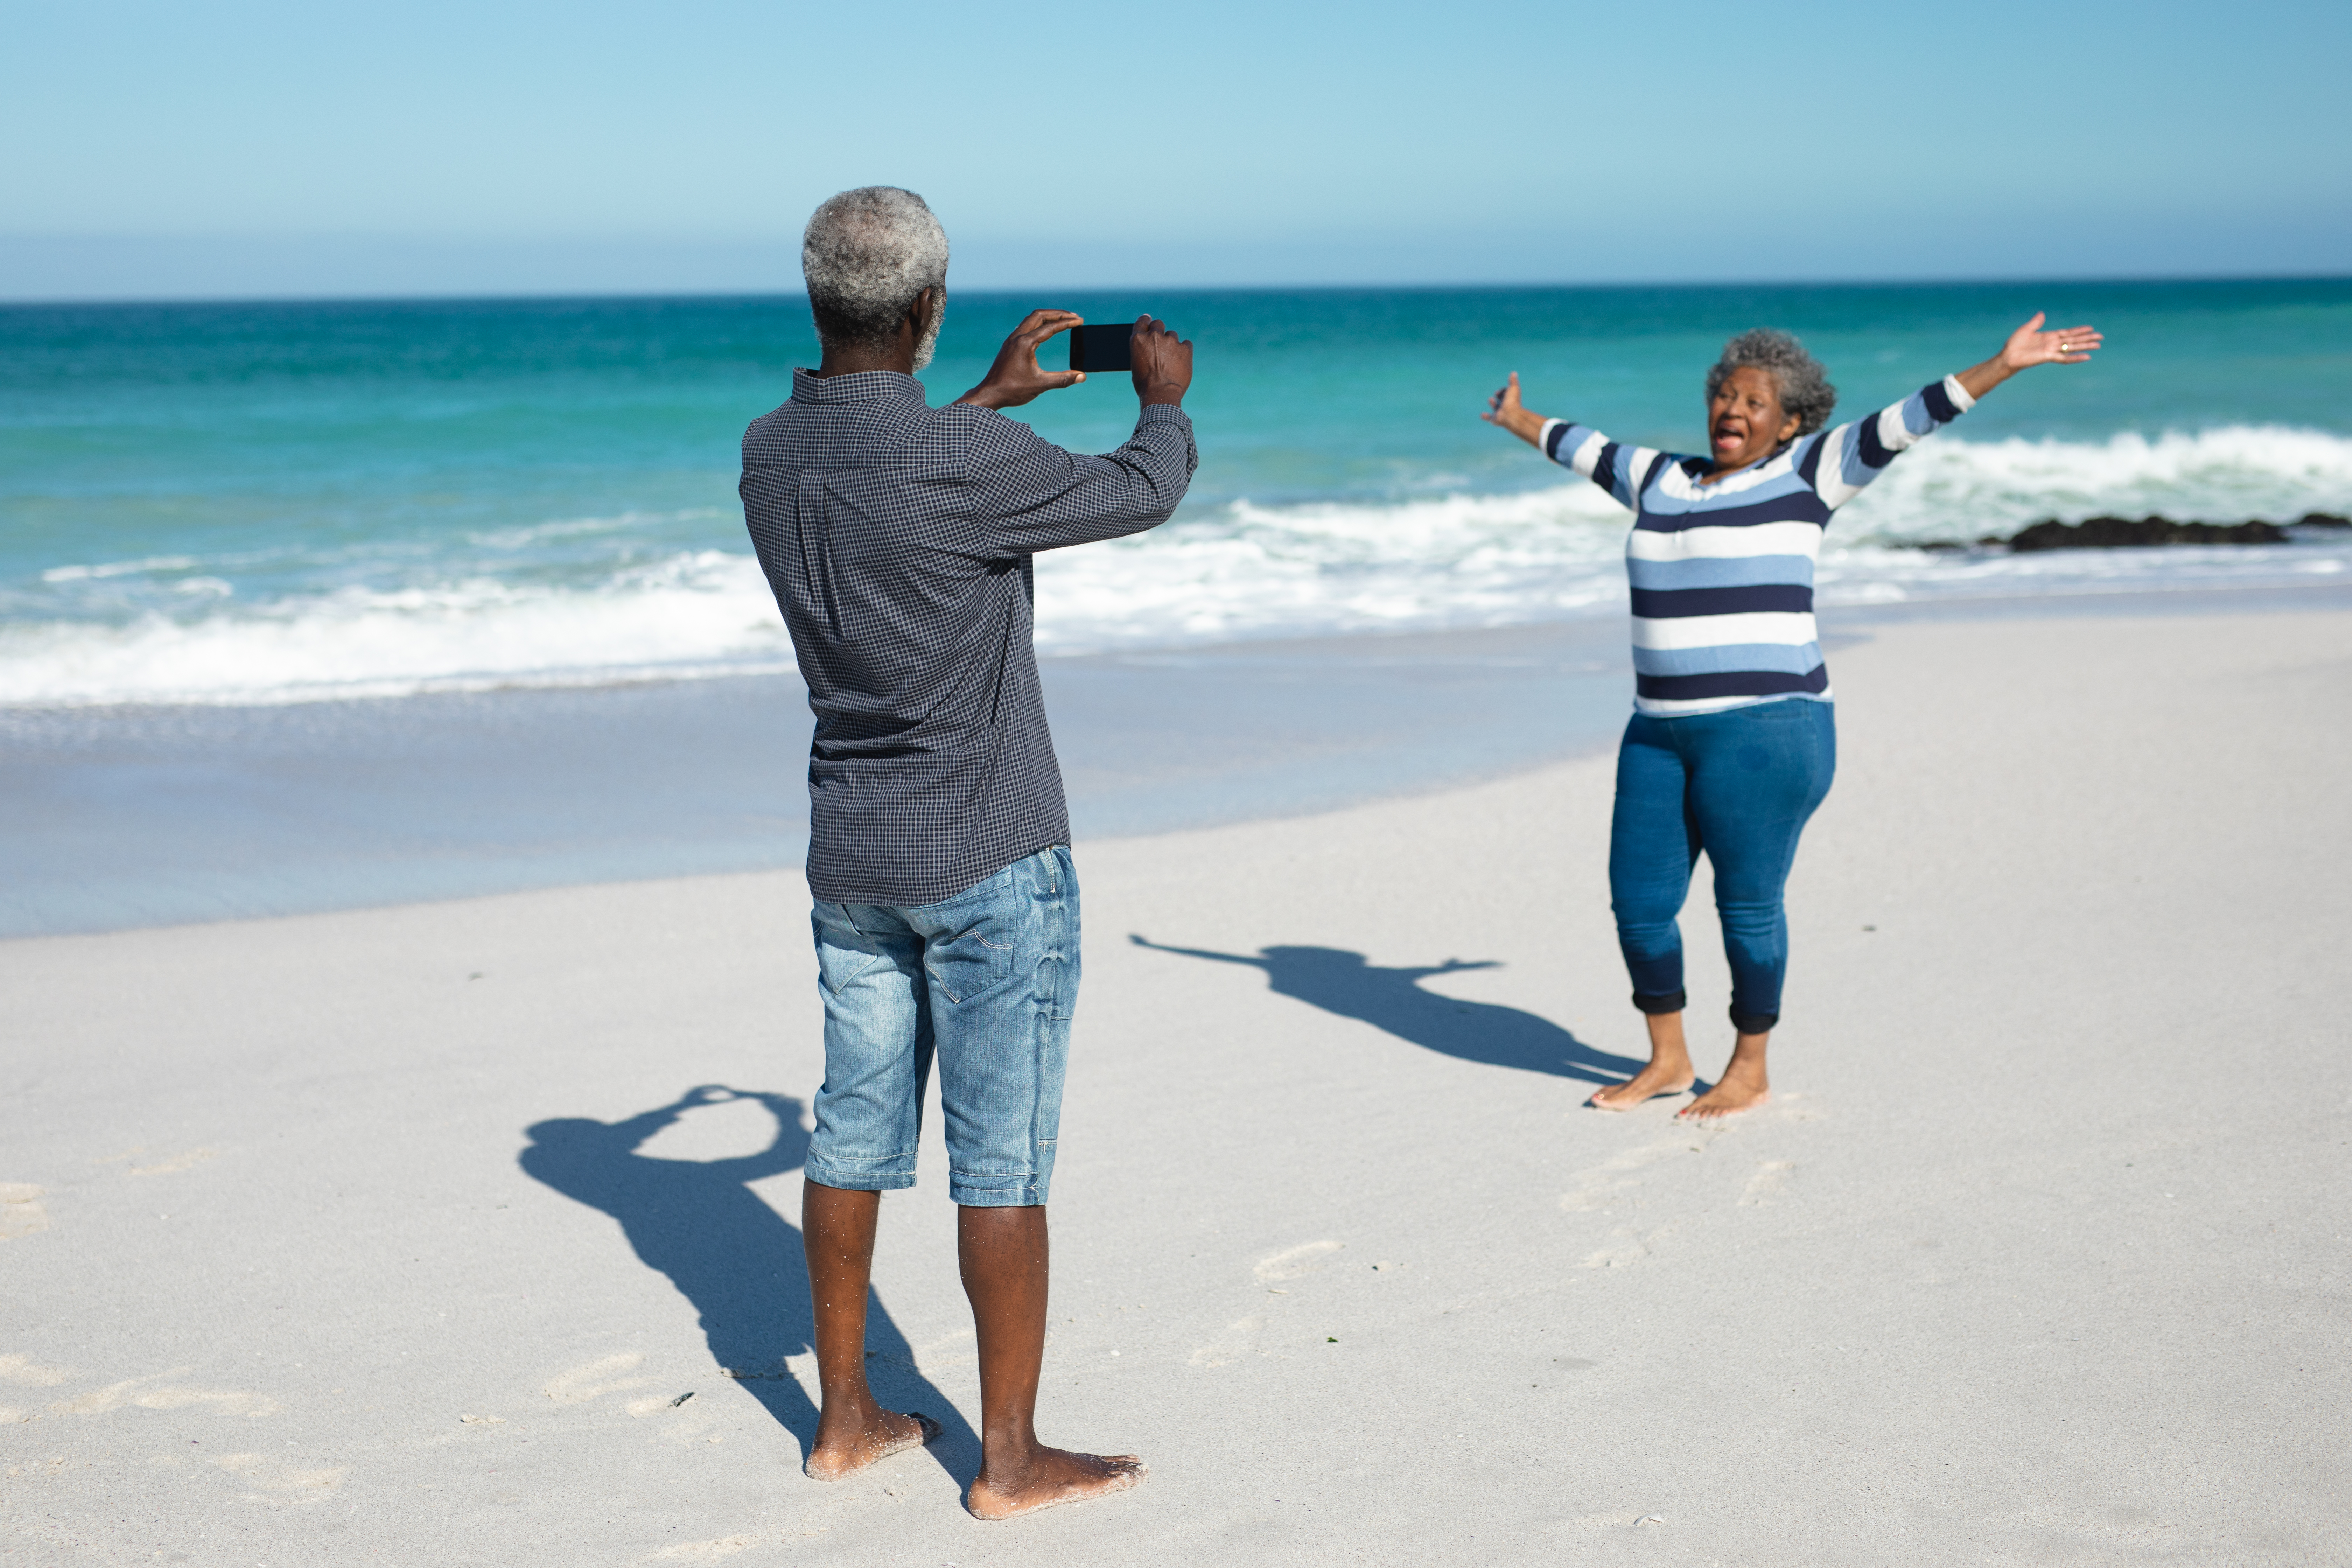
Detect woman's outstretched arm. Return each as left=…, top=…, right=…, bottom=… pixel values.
left=1812, top=313, right=2105, bottom=510
left=1483, top=372, right=1550, bottom=446
left=1955, top=312, right=2102, bottom=399
left=1484, top=372, right=1659, bottom=511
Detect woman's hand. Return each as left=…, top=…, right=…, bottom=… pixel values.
left=1483, top=372, right=1550, bottom=448
left=2001, top=311, right=2102, bottom=371
left=955, top=309, right=1087, bottom=410
left=1956, top=312, right=2103, bottom=399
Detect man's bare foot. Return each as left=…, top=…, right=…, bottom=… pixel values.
left=803, top=1409, right=941, bottom=1481
left=1589, top=1060, right=1695, bottom=1112
left=965, top=1447, right=1146, bottom=1520
left=1677, top=1065, right=1769, bottom=1121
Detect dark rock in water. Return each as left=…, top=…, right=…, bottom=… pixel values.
left=2008, top=516, right=2289, bottom=551
left=1913, top=512, right=2347, bottom=553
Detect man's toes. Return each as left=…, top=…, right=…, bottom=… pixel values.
left=1083, top=1458, right=1147, bottom=1494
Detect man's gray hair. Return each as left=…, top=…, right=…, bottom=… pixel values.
left=1706, top=328, right=1837, bottom=436
left=802, top=186, right=950, bottom=364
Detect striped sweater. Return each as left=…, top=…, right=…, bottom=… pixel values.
left=1540, top=375, right=1975, bottom=716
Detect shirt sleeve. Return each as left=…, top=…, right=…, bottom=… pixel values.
left=957, top=402, right=1199, bottom=556
left=1537, top=418, right=1663, bottom=512
left=1808, top=375, right=1976, bottom=509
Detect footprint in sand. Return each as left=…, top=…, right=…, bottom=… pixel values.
left=1739, top=1160, right=1796, bottom=1206
left=1581, top=1225, right=1677, bottom=1268
left=543, top=1351, right=658, bottom=1405
left=1188, top=1316, right=1266, bottom=1368
left=48, top=1368, right=279, bottom=1419
left=1189, top=1241, right=1352, bottom=1364
left=0, top=1354, right=73, bottom=1388
left=0, top=1353, right=74, bottom=1423
left=1253, top=1240, right=1344, bottom=1282
left=210, top=1451, right=348, bottom=1503
left=0, top=1184, right=49, bottom=1240
left=1558, top=1141, right=1689, bottom=1212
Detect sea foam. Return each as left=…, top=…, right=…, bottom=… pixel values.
left=4, top=425, right=2348, bottom=708
left=0, top=551, right=793, bottom=708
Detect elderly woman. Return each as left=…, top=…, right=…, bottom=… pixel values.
left=1485, top=313, right=2101, bottom=1118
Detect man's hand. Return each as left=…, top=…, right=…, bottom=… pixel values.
left=1130, top=316, right=1191, bottom=407
left=955, top=310, right=1086, bottom=410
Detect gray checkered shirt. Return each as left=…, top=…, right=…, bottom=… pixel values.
left=741, top=369, right=1197, bottom=905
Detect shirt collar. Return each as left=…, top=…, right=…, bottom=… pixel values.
left=1681, top=438, right=1798, bottom=488
left=790, top=368, right=925, bottom=404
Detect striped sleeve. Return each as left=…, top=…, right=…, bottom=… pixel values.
left=1808, top=375, right=1976, bottom=510
left=1539, top=419, right=1661, bottom=512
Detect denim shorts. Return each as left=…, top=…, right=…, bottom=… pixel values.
left=806, top=845, right=1078, bottom=1208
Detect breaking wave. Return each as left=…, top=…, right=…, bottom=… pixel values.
left=4, top=425, right=2348, bottom=707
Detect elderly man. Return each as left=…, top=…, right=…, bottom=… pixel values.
left=738, top=186, right=1194, bottom=1519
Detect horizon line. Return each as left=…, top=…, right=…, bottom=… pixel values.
left=5, top=271, right=2350, bottom=310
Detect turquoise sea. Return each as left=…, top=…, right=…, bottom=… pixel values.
left=5, top=278, right=2351, bottom=708
left=6, top=278, right=2352, bottom=934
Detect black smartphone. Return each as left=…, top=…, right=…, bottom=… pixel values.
left=1067, top=324, right=1134, bottom=373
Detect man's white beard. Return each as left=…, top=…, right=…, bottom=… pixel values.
left=911, top=289, right=945, bottom=371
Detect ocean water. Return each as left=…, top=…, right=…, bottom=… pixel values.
left=5, top=279, right=2352, bottom=708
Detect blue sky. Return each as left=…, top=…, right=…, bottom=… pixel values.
left=2, top=0, right=2345, bottom=299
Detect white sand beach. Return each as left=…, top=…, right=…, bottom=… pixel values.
left=4, top=603, right=2348, bottom=1566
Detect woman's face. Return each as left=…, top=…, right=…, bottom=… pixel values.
left=1708, top=366, right=1801, bottom=472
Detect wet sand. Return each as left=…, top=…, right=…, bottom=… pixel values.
left=3, top=604, right=2348, bottom=1565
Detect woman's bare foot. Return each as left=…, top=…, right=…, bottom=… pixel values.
left=966, top=1447, right=1146, bottom=1520
left=803, top=1408, right=940, bottom=1481
left=1678, top=1052, right=1770, bottom=1121
left=1589, top=1060, right=1695, bottom=1111
left=1592, top=1010, right=1696, bottom=1111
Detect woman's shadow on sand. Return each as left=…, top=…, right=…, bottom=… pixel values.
left=517, top=1085, right=973, bottom=1474
left=1131, top=936, right=1642, bottom=1086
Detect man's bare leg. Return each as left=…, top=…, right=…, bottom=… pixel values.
left=801, top=1181, right=937, bottom=1480
left=1679, top=1028, right=1771, bottom=1120
left=1589, top=1010, right=1697, bottom=1110
left=958, top=1205, right=1143, bottom=1520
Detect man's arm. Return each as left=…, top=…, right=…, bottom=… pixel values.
left=959, top=315, right=1198, bottom=555
left=961, top=405, right=1198, bottom=555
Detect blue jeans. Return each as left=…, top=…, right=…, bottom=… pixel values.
left=806, top=845, right=1078, bottom=1208
left=1609, top=698, right=1836, bottom=1033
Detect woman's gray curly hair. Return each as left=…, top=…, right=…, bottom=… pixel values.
left=802, top=186, right=949, bottom=366
left=1705, top=329, right=1837, bottom=436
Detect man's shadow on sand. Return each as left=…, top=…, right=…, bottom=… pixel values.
left=518, top=1085, right=973, bottom=1473
left=1132, top=936, right=1643, bottom=1086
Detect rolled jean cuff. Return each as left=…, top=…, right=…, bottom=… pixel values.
left=804, top=1154, right=918, bottom=1193
left=948, top=1169, right=1050, bottom=1208
left=1729, top=1006, right=1779, bottom=1034
left=1632, top=989, right=1687, bottom=1015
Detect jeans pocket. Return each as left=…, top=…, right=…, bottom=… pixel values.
left=923, top=911, right=1021, bottom=1005
left=812, top=906, right=891, bottom=996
